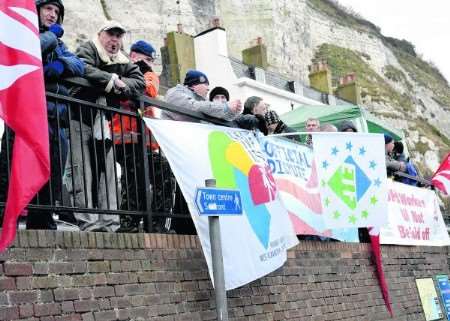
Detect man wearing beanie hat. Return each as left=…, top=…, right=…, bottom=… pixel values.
left=161, top=70, right=242, bottom=122
left=69, top=21, right=145, bottom=232
left=209, top=86, right=230, bottom=103
left=0, top=0, right=84, bottom=230
left=384, top=134, right=406, bottom=176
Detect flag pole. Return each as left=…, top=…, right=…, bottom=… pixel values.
left=205, top=178, right=229, bottom=321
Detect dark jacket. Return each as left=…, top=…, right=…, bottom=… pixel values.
left=233, top=114, right=268, bottom=135
left=75, top=39, right=145, bottom=124
left=272, top=121, right=298, bottom=141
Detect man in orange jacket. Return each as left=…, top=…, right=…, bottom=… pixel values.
left=113, top=40, right=160, bottom=232
left=112, top=40, right=159, bottom=148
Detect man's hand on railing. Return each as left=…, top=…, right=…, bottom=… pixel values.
left=114, top=78, right=127, bottom=90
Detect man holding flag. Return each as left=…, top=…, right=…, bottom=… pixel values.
left=0, top=0, right=84, bottom=248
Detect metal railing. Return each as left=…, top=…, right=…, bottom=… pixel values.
left=0, top=78, right=233, bottom=234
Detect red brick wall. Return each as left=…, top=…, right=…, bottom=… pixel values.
left=0, top=230, right=448, bottom=321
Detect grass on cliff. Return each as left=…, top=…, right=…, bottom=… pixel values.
left=308, top=0, right=450, bottom=111
left=412, top=119, right=450, bottom=158
left=383, top=65, right=413, bottom=91
left=315, top=44, right=414, bottom=111
left=393, top=48, right=450, bottom=110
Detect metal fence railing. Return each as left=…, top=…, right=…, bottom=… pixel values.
left=0, top=78, right=232, bottom=234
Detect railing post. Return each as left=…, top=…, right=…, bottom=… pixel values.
left=205, top=179, right=229, bottom=321
left=139, top=99, right=153, bottom=232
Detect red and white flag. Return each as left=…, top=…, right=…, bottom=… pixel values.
left=432, top=153, right=450, bottom=195
left=0, top=0, right=49, bottom=251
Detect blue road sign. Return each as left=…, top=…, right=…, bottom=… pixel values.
left=195, top=188, right=243, bottom=216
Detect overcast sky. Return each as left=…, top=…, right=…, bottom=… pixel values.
left=336, top=0, right=450, bottom=83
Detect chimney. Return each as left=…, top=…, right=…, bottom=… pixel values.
left=160, top=28, right=196, bottom=87
left=242, top=37, right=268, bottom=69
left=335, top=72, right=362, bottom=105
left=211, top=17, right=221, bottom=28
left=308, top=61, right=332, bottom=95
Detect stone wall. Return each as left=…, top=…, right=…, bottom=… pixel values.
left=0, top=230, right=448, bottom=320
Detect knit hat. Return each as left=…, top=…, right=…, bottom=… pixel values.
left=338, top=120, right=357, bottom=132
left=130, top=40, right=156, bottom=59
left=209, top=86, right=229, bottom=101
left=98, top=20, right=126, bottom=34
left=384, top=134, right=393, bottom=145
left=264, top=110, right=280, bottom=126
left=183, top=70, right=209, bottom=87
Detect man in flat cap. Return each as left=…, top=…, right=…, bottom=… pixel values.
left=162, top=69, right=242, bottom=122
left=67, top=21, right=145, bottom=232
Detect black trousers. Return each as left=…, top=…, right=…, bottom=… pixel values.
left=0, top=126, right=66, bottom=229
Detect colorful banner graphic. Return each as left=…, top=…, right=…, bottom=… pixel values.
left=313, top=133, right=389, bottom=228
left=416, top=278, right=444, bottom=321
left=144, top=119, right=298, bottom=290
left=260, top=136, right=358, bottom=242
left=380, top=181, right=450, bottom=246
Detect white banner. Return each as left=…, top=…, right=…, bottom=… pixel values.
left=313, top=133, right=389, bottom=228
left=144, top=119, right=298, bottom=290
left=260, top=136, right=359, bottom=242
left=380, top=180, right=450, bottom=246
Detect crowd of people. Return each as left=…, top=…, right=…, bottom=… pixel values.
left=0, top=0, right=418, bottom=234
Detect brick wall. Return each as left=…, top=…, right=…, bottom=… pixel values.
left=0, top=230, right=449, bottom=321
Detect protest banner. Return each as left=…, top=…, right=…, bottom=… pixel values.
left=144, top=119, right=298, bottom=290
left=381, top=180, right=450, bottom=246
left=313, top=133, right=389, bottom=229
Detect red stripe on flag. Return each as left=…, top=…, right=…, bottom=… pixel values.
left=276, top=178, right=322, bottom=214
left=288, top=211, right=332, bottom=237
left=0, top=42, right=41, bottom=66
left=1, top=4, right=39, bottom=35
